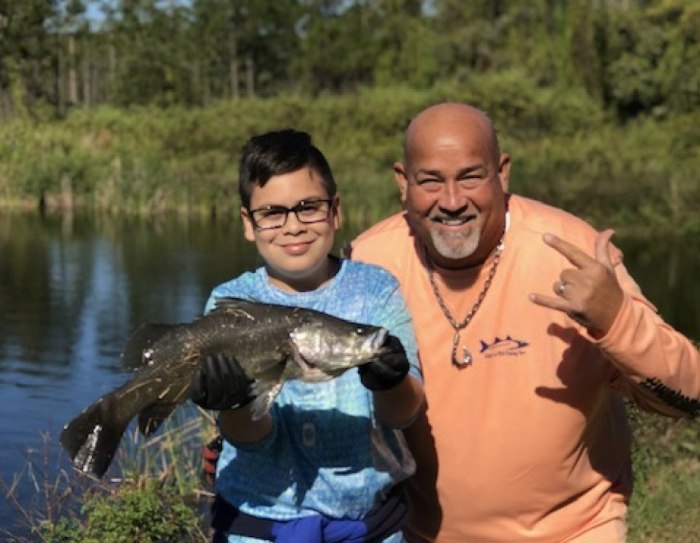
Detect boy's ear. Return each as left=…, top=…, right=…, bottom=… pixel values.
left=240, top=207, right=256, bottom=241
left=332, top=195, right=342, bottom=230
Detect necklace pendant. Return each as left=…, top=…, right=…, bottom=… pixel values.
left=453, top=347, right=473, bottom=369
left=451, top=331, right=473, bottom=368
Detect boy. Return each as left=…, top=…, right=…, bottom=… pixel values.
left=191, top=129, right=424, bottom=543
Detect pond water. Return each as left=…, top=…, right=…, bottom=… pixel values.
left=0, top=211, right=698, bottom=535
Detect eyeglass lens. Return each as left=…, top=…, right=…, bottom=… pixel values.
left=251, top=199, right=331, bottom=229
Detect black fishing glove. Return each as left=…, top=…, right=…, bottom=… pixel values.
left=358, top=334, right=409, bottom=391
left=190, top=353, right=254, bottom=410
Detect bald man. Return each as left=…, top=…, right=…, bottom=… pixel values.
left=350, top=102, right=700, bottom=542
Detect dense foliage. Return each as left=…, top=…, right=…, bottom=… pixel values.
left=1, top=2, right=698, bottom=234
left=39, top=480, right=206, bottom=542
left=1, top=81, right=698, bottom=236
left=1, top=1, right=700, bottom=119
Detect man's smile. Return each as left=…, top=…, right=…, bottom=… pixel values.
left=430, top=214, right=476, bottom=227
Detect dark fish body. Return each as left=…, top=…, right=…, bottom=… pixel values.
left=60, top=297, right=389, bottom=479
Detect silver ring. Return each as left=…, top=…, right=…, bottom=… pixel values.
left=556, top=281, right=567, bottom=295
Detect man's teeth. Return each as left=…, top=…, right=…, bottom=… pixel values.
left=436, top=217, right=468, bottom=225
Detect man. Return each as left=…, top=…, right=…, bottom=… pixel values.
left=350, top=102, right=700, bottom=542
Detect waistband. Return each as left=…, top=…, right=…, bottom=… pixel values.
left=212, top=487, right=407, bottom=543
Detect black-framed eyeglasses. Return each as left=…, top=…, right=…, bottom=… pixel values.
left=246, top=199, right=334, bottom=230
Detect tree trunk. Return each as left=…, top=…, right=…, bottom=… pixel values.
left=0, top=84, right=11, bottom=119
left=202, top=72, right=211, bottom=106
left=245, top=56, right=254, bottom=97
left=191, top=60, right=201, bottom=103
left=229, top=34, right=239, bottom=100
left=57, top=38, right=66, bottom=116
left=229, top=57, right=239, bottom=100
left=82, top=46, right=91, bottom=107
left=68, top=35, right=79, bottom=105
left=108, top=43, right=116, bottom=101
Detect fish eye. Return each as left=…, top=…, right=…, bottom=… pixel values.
left=356, top=326, right=367, bottom=335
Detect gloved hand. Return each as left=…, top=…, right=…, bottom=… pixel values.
left=358, top=334, right=409, bottom=391
left=191, top=353, right=253, bottom=410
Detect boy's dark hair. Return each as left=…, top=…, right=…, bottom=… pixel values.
left=238, top=129, right=336, bottom=209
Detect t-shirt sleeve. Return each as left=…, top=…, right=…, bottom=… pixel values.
left=368, top=277, right=423, bottom=383
left=594, top=260, right=700, bottom=418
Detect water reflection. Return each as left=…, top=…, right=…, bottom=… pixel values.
left=0, top=213, right=255, bottom=372
left=0, top=212, right=258, bottom=530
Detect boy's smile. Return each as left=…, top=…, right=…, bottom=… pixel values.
left=241, top=166, right=341, bottom=292
left=281, top=241, right=314, bottom=256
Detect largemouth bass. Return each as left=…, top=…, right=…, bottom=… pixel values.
left=60, top=297, right=390, bottom=479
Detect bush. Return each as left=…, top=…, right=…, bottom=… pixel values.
left=39, top=480, right=207, bottom=543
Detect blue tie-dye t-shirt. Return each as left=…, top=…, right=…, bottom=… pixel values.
left=204, top=259, right=421, bottom=543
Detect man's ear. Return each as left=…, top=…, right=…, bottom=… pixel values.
left=394, top=162, right=408, bottom=205
left=240, top=207, right=256, bottom=242
left=497, top=153, right=511, bottom=192
left=332, top=195, right=342, bottom=230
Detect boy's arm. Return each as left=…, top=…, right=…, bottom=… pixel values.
left=362, top=284, right=425, bottom=428
left=371, top=374, right=425, bottom=429
left=198, top=289, right=275, bottom=444
left=218, top=407, right=273, bottom=444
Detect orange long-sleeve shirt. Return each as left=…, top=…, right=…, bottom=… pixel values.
left=351, top=194, right=700, bottom=543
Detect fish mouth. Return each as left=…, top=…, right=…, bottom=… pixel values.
left=369, top=328, right=389, bottom=352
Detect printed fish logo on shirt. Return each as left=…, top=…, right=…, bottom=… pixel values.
left=479, top=335, right=530, bottom=358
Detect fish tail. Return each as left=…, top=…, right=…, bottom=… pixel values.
left=59, top=396, right=130, bottom=479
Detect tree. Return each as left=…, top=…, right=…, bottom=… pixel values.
left=296, top=0, right=381, bottom=93
left=372, top=0, right=439, bottom=88
left=0, top=0, right=59, bottom=118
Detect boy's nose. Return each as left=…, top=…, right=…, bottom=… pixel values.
left=283, top=211, right=307, bottom=232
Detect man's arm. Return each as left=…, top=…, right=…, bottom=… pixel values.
left=529, top=230, right=700, bottom=418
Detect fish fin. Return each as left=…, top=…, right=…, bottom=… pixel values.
left=212, top=296, right=251, bottom=310
left=288, top=339, right=337, bottom=382
left=210, top=297, right=261, bottom=319
left=249, top=380, right=283, bottom=420
left=59, top=396, right=131, bottom=479
left=120, top=323, right=177, bottom=369
left=138, top=404, right=177, bottom=436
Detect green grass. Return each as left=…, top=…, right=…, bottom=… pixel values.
left=628, top=457, right=700, bottom=542
left=627, top=402, right=700, bottom=543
